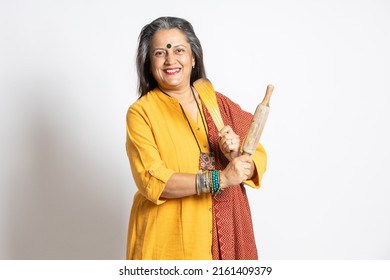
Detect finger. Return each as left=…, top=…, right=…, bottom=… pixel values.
left=225, top=135, right=239, bottom=146
left=220, top=134, right=232, bottom=144
left=221, top=138, right=231, bottom=150
left=242, top=162, right=252, bottom=170
left=239, top=154, right=252, bottom=162
left=238, top=168, right=249, bottom=180
left=218, top=125, right=232, bottom=137
left=234, top=155, right=248, bottom=163
left=225, top=141, right=239, bottom=153
left=223, top=142, right=232, bottom=153
left=232, top=136, right=240, bottom=146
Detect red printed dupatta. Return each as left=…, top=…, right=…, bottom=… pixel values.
left=193, top=79, right=258, bottom=260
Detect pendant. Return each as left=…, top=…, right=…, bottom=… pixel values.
left=199, top=152, right=215, bottom=170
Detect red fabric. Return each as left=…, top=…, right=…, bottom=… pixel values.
left=201, top=92, right=258, bottom=260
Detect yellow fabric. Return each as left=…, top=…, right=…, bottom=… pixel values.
left=126, top=89, right=213, bottom=259
left=193, top=78, right=224, bottom=131
left=125, top=87, right=265, bottom=259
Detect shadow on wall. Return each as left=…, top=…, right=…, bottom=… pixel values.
left=3, top=81, right=130, bottom=259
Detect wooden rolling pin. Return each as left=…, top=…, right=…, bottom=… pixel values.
left=242, top=84, right=274, bottom=155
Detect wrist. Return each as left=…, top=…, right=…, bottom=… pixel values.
left=219, top=170, right=228, bottom=190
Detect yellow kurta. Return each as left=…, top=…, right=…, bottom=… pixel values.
left=125, top=88, right=266, bottom=259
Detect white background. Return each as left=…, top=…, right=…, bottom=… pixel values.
left=1, top=0, right=389, bottom=259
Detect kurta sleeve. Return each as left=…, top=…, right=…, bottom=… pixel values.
left=126, top=104, right=175, bottom=205
left=242, top=143, right=267, bottom=189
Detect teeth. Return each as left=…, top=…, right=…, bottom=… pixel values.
left=165, top=68, right=180, bottom=73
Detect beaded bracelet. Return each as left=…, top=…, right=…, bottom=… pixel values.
left=211, top=170, right=222, bottom=195
left=196, top=170, right=223, bottom=195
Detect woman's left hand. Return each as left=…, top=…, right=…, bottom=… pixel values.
left=218, top=125, right=240, bottom=161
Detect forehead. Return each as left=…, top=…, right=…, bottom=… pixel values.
left=151, top=28, right=189, bottom=47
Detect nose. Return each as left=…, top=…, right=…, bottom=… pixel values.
left=164, top=52, right=175, bottom=65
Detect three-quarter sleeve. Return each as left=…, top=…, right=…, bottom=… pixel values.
left=126, top=105, right=175, bottom=205
left=243, top=143, right=267, bottom=189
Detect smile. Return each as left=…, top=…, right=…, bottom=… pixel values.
left=164, top=68, right=181, bottom=75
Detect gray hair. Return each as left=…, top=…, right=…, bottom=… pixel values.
left=136, top=16, right=207, bottom=97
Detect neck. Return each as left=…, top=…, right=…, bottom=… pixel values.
left=159, top=85, right=195, bottom=104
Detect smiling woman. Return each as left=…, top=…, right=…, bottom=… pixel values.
left=149, top=28, right=195, bottom=99
left=125, top=16, right=267, bottom=260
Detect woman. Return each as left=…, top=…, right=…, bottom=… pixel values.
left=126, top=16, right=267, bottom=260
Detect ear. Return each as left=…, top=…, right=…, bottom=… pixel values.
left=192, top=56, right=195, bottom=68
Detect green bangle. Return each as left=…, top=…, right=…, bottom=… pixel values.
left=212, top=170, right=221, bottom=195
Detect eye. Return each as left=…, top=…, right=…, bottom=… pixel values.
left=175, top=48, right=185, bottom=54
left=153, top=50, right=166, bottom=57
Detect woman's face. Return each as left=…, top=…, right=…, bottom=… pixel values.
left=149, top=28, right=195, bottom=92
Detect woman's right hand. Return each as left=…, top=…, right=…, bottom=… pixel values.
left=219, top=154, right=254, bottom=190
